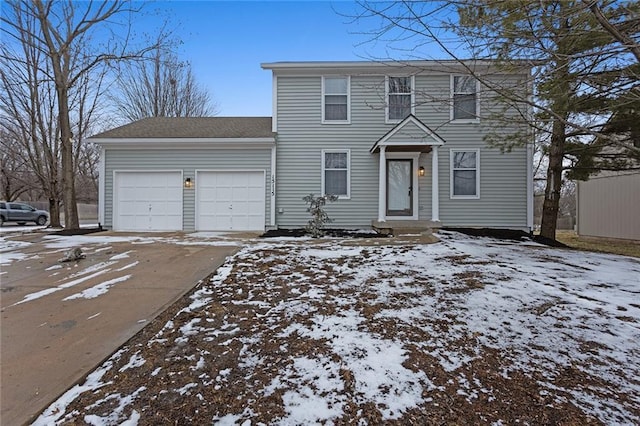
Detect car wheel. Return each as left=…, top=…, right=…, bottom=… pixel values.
left=36, top=215, right=47, bottom=226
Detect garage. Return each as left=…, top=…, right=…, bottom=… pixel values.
left=196, top=171, right=265, bottom=231
left=114, top=171, right=183, bottom=231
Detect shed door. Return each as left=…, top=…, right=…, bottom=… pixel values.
left=114, top=171, right=183, bottom=231
left=197, top=171, right=265, bottom=231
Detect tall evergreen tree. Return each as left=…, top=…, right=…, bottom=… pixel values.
left=355, top=0, right=640, bottom=240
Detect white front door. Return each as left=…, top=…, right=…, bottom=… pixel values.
left=114, top=171, right=183, bottom=231
left=387, top=159, right=413, bottom=216
left=196, top=171, right=265, bottom=231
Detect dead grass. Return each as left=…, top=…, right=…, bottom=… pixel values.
left=555, top=230, right=640, bottom=258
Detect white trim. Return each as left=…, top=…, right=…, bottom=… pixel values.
left=370, top=115, right=446, bottom=153
left=385, top=75, right=415, bottom=124
left=321, top=75, right=351, bottom=124
left=378, top=146, right=386, bottom=222
left=431, top=147, right=440, bottom=222
left=450, top=74, right=481, bottom=123
left=384, top=152, right=420, bottom=221
left=112, top=170, right=184, bottom=232
left=90, top=138, right=275, bottom=148
left=194, top=169, right=267, bottom=231
left=270, top=145, right=276, bottom=227
left=272, top=75, right=278, bottom=132
left=98, top=147, right=105, bottom=226
left=526, top=140, right=533, bottom=231
left=449, top=149, right=480, bottom=199
left=321, top=149, right=351, bottom=199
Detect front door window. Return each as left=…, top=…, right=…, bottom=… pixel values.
left=387, top=159, right=412, bottom=216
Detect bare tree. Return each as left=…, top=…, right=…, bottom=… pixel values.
left=113, top=47, right=218, bottom=122
left=0, top=19, right=63, bottom=225
left=353, top=0, right=639, bottom=240
left=1, top=0, right=164, bottom=229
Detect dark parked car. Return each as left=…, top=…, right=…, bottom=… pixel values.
left=0, top=202, right=49, bottom=226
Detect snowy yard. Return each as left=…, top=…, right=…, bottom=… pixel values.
left=34, top=231, right=640, bottom=425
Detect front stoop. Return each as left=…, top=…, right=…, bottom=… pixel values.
left=371, top=220, right=441, bottom=236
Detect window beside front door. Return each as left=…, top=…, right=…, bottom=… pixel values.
left=450, top=149, right=480, bottom=198
left=322, top=150, right=350, bottom=198
left=386, top=76, right=414, bottom=122
left=322, top=76, right=350, bottom=123
left=451, top=75, right=479, bottom=121
left=387, top=159, right=413, bottom=216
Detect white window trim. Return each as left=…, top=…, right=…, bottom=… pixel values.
left=385, top=75, right=415, bottom=124
left=450, top=75, right=480, bottom=123
left=321, top=76, right=351, bottom=124
left=321, top=149, right=351, bottom=199
left=450, top=148, right=480, bottom=199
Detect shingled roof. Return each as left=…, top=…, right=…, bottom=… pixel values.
left=90, top=117, right=274, bottom=139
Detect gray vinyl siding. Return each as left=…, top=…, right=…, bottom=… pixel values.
left=103, top=148, right=272, bottom=230
left=275, top=71, right=529, bottom=229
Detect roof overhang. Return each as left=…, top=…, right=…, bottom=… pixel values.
left=89, top=137, right=276, bottom=149
left=370, top=115, right=446, bottom=154
left=261, top=60, right=533, bottom=76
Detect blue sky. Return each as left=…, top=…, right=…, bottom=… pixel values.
left=155, top=1, right=404, bottom=117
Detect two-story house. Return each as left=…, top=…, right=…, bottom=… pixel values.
left=91, top=60, right=533, bottom=233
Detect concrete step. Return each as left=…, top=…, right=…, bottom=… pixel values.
left=371, top=220, right=441, bottom=236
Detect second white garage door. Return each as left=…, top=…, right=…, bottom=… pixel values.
left=196, top=171, right=265, bottom=231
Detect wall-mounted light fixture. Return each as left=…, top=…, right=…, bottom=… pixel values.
left=418, top=166, right=425, bottom=177
left=184, top=177, right=193, bottom=188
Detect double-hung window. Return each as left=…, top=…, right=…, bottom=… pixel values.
left=322, top=150, right=350, bottom=198
left=322, top=76, right=350, bottom=123
left=452, top=75, right=479, bottom=121
left=387, top=76, right=414, bottom=122
left=450, top=149, right=480, bottom=198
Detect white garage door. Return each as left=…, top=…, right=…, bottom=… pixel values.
left=197, top=171, right=265, bottom=231
left=114, top=171, right=183, bottom=231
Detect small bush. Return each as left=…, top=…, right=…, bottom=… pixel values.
left=303, top=193, right=338, bottom=238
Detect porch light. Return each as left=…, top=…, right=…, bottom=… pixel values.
left=418, top=166, right=425, bottom=177
left=184, top=177, right=193, bottom=188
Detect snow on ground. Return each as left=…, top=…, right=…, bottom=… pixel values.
left=33, top=231, right=640, bottom=425
left=1, top=231, right=243, bottom=306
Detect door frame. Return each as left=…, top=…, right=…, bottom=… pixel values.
left=384, top=152, right=420, bottom=220
left=386, top=159, right=413, bottom=216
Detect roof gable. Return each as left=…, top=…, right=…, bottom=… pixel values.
left=370, top=115, right=446, bottom=153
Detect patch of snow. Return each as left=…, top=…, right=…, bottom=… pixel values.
left=109, top=250, right=134, bottom=260
left=83, top=387, right=146, bottom=425
left=45, top=264, right=63, bottom=271
left=12, top=269, right=111, bottom=306
left=33, top=349, right=125, bottom=425
left=119, top=351, right=146, bottom=372
left=63, top=275, right=131, bottom=300
left=116, top=261, right=139, bottom=271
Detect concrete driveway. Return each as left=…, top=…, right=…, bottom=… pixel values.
left=0, top=230, right=242, bottom=425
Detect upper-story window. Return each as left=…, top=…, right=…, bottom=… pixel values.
left=386, top=76, right=414, bottom=122
left=322, top=76, right=350, bottom=123
left=452, top=75, right=479, bottom=121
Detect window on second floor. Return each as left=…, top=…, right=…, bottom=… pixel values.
left=452, top=75, right=479, bottom=121
left=387, top=76, right=414, bottom=122
left=322, top=76, right=350, bottom=123
left=322, top=149, right=350, bottom=198
left=450, top=149, right=480, bottom=198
